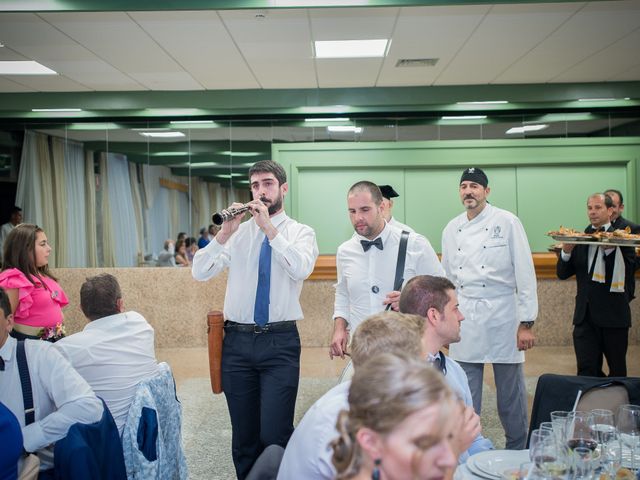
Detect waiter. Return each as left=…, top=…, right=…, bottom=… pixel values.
left=378, top=184, right=415, bottom=233
left=441, top=167, right=537, bottom=450
left=557, top=193, right=635, bottom=377
left=192, top=160, right=318, bottom=479
left=331, top=181, right=443, bottom=359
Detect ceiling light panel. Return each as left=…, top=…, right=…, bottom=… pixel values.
left=314, top=39, right=388, bottom=58
left=0, top=61, right=57, bottom=75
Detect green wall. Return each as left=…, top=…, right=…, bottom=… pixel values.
left=274, top=138, right=640, bottom=255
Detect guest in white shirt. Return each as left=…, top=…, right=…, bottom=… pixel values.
left=441, top=167, right=537, bottom=450
left=0, top=287, right=103, bottom=473
left=0, top=206, right=22, bottom=266
left=55, top=273, right=158, bottom=435
left=192, top=160, right=318, bottom=480
left=377, top=184, right=415, bottom=233
left=330, top=181, right=443, bottom=360
left=399, top=274, right=494, bottom=461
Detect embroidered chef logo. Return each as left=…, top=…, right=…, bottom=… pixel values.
left=468, top=168, right=475, bottom=173
left=491, top=226, right=503, bottom=239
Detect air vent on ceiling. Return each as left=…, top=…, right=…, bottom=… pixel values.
left=395, top=58, right=439, bottom=68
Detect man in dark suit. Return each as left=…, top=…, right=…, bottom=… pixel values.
left=557, top=193, right=635, bottom=377
left=605, top=189, right=640, bottom=233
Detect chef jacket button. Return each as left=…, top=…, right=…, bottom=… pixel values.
left=481, top=265, right=484, bottom=269
left=458, top=248, right=461, bottom=251
left=372, top=285, right=379, bottom=294
left=485, top=228, right=488, bottom=231
left=483, top=246, right=486, bottom=249
left=458, top=229, right=461, bottom=232
left=482, top=284, right=485, bottom=287
left=459, top=266, right=462, bottom=269
left=460, top=285, right=464, bottom=289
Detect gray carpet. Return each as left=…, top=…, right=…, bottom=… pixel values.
left=178, top=376, right=538, bottom=480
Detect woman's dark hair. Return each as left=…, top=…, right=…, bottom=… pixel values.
left=2, top=223, right=56, bottom=283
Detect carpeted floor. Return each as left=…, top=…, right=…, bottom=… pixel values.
left=178, top=375, right=539, bottom=480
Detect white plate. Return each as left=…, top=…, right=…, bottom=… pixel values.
left=469, top=450, right=530, bottom=479
left=466, top=457, right=500, bottom=480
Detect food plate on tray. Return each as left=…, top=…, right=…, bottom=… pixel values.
left=550, top=235, right=594, bottom=242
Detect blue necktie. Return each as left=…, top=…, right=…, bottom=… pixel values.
left=254, top=235, right=272, bottom=327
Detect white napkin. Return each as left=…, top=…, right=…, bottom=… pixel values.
left=588, top=245, right=625, bottom=293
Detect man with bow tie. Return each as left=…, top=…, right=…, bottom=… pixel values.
left=330, top=181, right=443, bottom=360
left=557, top=192, right=636, bottom=377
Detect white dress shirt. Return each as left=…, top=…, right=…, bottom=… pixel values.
left=334, top=223, right=444, bottom=332
left=0, top=337, right=103, bottom=470
left=277, top=381, right=350, bottom=480
left=54, top=311, right=158, bottom=435
left=192, top=211, right=319, bottom=323
left=442, top=204, right=538, bottom=363
left=388, top=216, right=415, bottom=233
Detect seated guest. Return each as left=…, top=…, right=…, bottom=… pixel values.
left=277, top=312, right=476, bottom=479
left=0, top=287, right=103, bottom=474
left=185, top=237, right=198, bottom=263
left=156, top=239, right=176, bottom=267
left=0, top=400, right=23, bottom=480
left=55, top=274, right=158, bottom=435
left=399, top=275, right=493, bottom=460
left=174, top=239, right=190, bottom=267
left=197, top=227, right=210, bottom=249
left=331, top=352, right=459, bottom=480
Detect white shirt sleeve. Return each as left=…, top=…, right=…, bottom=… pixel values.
left=333, top=248, right=350, bottom=324
left=23, top=343, right=103, bottom=452
left=191, top=236, right=230, bottom=281
left=270, top=225, right=318, bottom=281
left=510, top=218, right=538, bottom=323
left=411, top=234, right=445, bottom=278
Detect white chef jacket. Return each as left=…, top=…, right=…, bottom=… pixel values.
left=388, top=217, right=415, bottom=233
left=0, top=337, right=103, bottom=470
left=441, top=204, right=538, bottom=363
left=191, top=211, right=318, bottom=323
left=334, top=223, right=444, bottom=333
left=54, top=311, right=158, bottom=435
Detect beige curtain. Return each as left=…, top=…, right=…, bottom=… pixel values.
left=99, top=153, right=116, bottom=267
left=128, top=162, right=145, bottom=264
left=84, top=151, right=98, bottom=267
left=49, top=137, right=68, bottom=267
left=36, top=134, right=58, bottom=267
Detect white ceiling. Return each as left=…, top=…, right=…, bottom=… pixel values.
left=1, top=1, right=640, bottom=93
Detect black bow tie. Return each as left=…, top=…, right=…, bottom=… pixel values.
left=432, top=352, right=447, bottom=374
left=587, top=226, right=606, bottom=233
left=361, top=237, right=383, bottom=252
left=0, top=356, right=4, bottom=371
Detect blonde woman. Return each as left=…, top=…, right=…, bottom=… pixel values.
left=332, top=353, right=460, bottom=480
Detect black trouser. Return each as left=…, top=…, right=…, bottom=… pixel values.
left=222, top=323, right=300, bottom=480
left=573, top=309, right=629, bottom=377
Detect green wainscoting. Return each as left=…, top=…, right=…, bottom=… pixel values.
left=273, top=138, right=640, bottom=255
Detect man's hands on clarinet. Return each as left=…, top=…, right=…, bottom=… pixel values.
left=216, top=199, right=277, bottom=244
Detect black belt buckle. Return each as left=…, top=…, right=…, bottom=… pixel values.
left=254, top=324, right=267, bottom=334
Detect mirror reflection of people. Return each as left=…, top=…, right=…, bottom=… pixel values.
left=0, top=206, right=22, bottom=266
left=0, top=224, right=68, bottom=341
left=174, top=239, right=190, bottom=267
left=156, top=239, right=176, bottom=267
left=377, top=185, right=415, bottom=233
left=331, top=352, right=459, bottom=480
left=192, top=160, right=319, bottom=480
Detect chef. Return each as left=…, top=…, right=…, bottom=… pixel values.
left=441, top=167, right=538, bottom=450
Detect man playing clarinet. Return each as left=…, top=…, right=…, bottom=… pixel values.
left=192, top=160, right=319, bottom=480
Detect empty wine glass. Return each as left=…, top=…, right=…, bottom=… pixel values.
left=599, top=432, right=622, bottom=478
left=616, top=404, right=640, bottom=471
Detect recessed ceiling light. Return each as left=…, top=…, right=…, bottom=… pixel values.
left=218, top=151, right=261, bottom=157
left=456, top=101, right=508, bottom=105
left=506, top=124, right=549, bottom=135
left=304, top=117, right=350, bottom=122
left=169, top=120, right=215, bottom=125
left=441, top=115, right=487, bottom=120
left=189, top=162, right=220, bottom=168
left=314, top=39, right=389, bottom=59
left=1, top=61, right=57, bottom=75
left=577, top=98, right=616, bottom=102
left=217, top=173, right=244, bottom=179
left=32, top=108, right=82, bottom=112
left=327, top=126, right=363, bottom=133
left=139, top=131, right=185, bottom=138
left=151, top=152, right=190, bottom=157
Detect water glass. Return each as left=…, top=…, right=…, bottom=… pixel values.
left=599, top=434, right=622, bottom=478
left=591, top=409, right=616, bottom=445
left=551, top=411, right=571, bottom=445
left=616, top=404, right=640, bottom=471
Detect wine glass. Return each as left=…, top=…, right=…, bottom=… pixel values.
left=616, top=404, right=640, bottom=471
left=573, top=447, right=594, bottom=480
left=591, top=409, right=616, bottom=445
left=565, top=411, right=598, bottom=452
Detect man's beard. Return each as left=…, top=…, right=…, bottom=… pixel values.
left=261, top=194, right=282, bottom=215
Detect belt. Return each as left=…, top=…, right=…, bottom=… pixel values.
left=224, top=320, right=297, bottom=334
left=13, top=323, right=66, bottom=341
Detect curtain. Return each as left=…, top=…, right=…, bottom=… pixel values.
left=148, top=186, right=171, bottom=257
left=16, top=132, right=44, bottom=228
left=103, top=153, right=139, bottom=267
left=99, top=154, right=115, bottom=267
left=128, top=162, right=145, bottom=264
left=84, top=151, right=98, bottom=267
